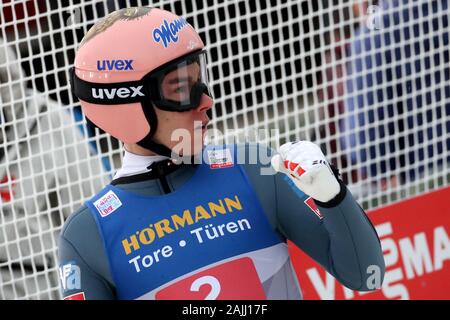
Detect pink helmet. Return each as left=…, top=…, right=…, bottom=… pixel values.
left=71, top=7, right=212, bottom=156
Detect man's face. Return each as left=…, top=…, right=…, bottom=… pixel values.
left=152, top=62, right=213, bottom=157
left=160, top=62, right=200, bottom=103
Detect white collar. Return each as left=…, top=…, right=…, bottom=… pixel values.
left=113, top=149, right=169, bottom=179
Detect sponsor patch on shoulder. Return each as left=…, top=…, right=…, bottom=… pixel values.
left=93, top=190, right=122, bottom=217
left=64, top=292, right=86, bottom=300
left=59, top=261, right=81, bottom=293
left=304, top=197, right=323, bottom=219
left=207, top=148, right=234, bottom=169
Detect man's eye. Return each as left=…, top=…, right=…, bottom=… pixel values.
left=175, top=85, right=189, bottom=93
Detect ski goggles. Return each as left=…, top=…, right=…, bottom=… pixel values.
left=70, top=50, right=213, bottom=112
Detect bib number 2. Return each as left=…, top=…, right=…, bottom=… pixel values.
left=190, top=275, right=221, bottom=300
left=155, top=257, right=267, bottom=300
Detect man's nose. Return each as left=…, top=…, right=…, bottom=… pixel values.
left=195, top=93, right=214, bottom=112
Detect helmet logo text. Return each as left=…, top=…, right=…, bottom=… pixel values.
left=153, top=17, right=188, bottom=48
left=92, top=86, right=145, bottom=100
left=97, top=59, right=134, bottom=71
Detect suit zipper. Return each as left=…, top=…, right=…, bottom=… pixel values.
left=159, top=176, right=171, bottom=194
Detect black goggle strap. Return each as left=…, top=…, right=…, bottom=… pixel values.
left=70, top=68, right=149, bottom=105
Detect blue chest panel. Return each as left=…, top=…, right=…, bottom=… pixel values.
left=85, top=146, right=283, bottom=299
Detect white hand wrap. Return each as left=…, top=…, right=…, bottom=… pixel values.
left=271, top=141, right=341, bottom=203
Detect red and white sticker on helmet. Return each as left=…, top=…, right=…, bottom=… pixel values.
left=63, top=292, right=86, bottom=300
left=207, top=149, right=234, bottom=169
left=304, top=197, right=323, bottom=219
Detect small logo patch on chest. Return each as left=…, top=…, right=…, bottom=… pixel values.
left=94, top=190, right=122, bottom=217
left=207, top=148, right=234, bottom=169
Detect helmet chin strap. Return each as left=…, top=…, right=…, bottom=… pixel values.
left=135, top=99, right=173, bottom=158
left=85, top=98, right=207, bottom=164
left=137, top=137, right=200, bottom=165
left=137, top=138, right=173, bottom=158
left=136, top=98, right=210, bottom=164
left=138, top=100, right=192, bottom=162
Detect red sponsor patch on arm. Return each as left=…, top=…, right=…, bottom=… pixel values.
left=63, top=292, right=86, bottom=300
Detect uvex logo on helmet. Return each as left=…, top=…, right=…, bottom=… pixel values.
left=92, top=86, right=145, bottom=100
left=152, top=17, right=189, bottom=48
left=97, top=59, right=134, bottom=71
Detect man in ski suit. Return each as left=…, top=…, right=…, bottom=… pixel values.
left=58, top=7, right=385, bottom=300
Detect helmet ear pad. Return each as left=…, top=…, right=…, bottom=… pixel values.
left=80, top=95, right=159, bottom=146
left=81, top=100, right=151, bottom=144
left=82, top=96, right=173, bottom=156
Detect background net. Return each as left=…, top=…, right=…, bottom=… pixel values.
left=0, top=0, right=448, bottom=299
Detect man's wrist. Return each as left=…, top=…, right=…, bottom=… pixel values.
left=314, top=179, right=347, bottom=208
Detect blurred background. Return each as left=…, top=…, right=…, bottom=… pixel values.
left=0, top=0, right=448, bottom=299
